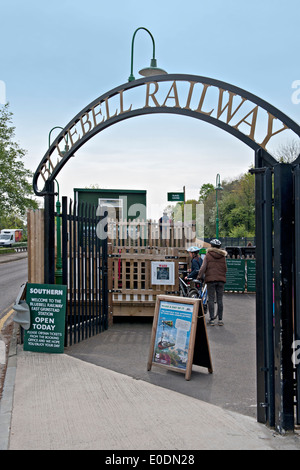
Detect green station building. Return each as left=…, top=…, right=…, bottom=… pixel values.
left=74, top=188, right=147, bottom=221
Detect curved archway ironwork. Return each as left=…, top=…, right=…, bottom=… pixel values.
left=33, top=74, right=300, bottom=196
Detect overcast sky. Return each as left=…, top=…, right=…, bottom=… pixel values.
left=1, top=0, right=300, bottom=219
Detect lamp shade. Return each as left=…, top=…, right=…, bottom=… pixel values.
left=139, top=58, right=167, bottom=77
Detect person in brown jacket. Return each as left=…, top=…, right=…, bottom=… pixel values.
left=198, top=239, right=227, bottom=326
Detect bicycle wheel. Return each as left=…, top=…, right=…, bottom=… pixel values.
left=188, top=288, right=199, bottom=298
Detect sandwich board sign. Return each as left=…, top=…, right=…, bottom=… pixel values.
left=23, top=283, right=67, bottom=353
left=147, top=295, right=213, bottom=380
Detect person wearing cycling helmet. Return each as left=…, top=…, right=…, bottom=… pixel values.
left=197, top=239, right=227, bottom=326
left=185, top=246, right=203, bottom=280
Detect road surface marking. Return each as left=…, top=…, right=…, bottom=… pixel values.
left=0, top=308, right=14, bottom=333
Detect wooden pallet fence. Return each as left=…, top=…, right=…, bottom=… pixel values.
left=107, top=219, right=199, bottom=248
left=27, top=209, right=44, bottom=284
left=108, top=246, right=189, bottom=316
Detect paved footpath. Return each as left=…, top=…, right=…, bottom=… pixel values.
left=0, top=251, right=27, bottom=264
left=1, top=291, right=300, bottom=450
left=1, top=344, right=300, bottom=450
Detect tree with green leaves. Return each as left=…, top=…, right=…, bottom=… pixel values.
left=0, top=103, right=38, bottom=229
left=199, top=183, right=214, bottom=203
left=199, top=171, right=255, bottom=238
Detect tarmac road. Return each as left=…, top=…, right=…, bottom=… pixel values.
left=0, top=253, right=28, bottom=315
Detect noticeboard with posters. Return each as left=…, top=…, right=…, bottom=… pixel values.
left=147, top=295, right=213, bottom=380
left=224, top=259, right=246, bottom=292
left=246, top=259, right=256, bottom=292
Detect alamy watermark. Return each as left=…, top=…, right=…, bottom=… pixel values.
left=292, top=340, right=300, bottom=366
left=0, top=80, right=6, bottom=104
left=291, top=80, right=300, bottom=104
left=95, top=202, right=204, bottom=242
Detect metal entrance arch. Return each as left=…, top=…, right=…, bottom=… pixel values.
left=33, top=74, right=300, bottom=433
left=33, top=74, right=300, bottom=195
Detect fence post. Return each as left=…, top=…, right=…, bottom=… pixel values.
left=61, top=197, right=68, bottom=286
left=294, top=164, right=300, bottom=425
left=252, top=149, right=274, bottom=426
left=44, top=180, right=55, bottom=284
left=273, top=163, right=294, bottom=433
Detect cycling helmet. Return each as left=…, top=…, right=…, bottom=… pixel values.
left=187, top=246, right=200, bottom=253
left=210, top=239, right=222, bottom=248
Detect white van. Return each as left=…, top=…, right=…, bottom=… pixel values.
left=0, top=229, right=23, bottom=247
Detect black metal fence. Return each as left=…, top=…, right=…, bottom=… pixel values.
left=204, top=237, right=256, bottom=247
left=61, top=197, right=108, bottom=346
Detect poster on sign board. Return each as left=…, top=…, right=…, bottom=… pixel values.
left=147, top=295, right=200, bottom=380
left=151, top=261, right=175, bottom=285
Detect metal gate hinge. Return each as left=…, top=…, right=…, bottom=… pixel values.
left=249, top=167, right=267, bottom=175
left=249, top=167, right=274, bottom=175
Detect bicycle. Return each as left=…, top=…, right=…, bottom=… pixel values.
left=179, top=271, right=208, bottom=315
left=179, top=270, right=199, bottom=298
left=187, top=279, right=208, bottom=315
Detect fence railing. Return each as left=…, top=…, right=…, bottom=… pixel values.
left=61, top=198, right=109, bottom=345
left=210, top=236, right=256, bottom=247
left=107, top=219, right=204, bottom=248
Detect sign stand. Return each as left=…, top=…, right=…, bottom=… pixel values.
left=147, top=295, right=213, bottom=380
